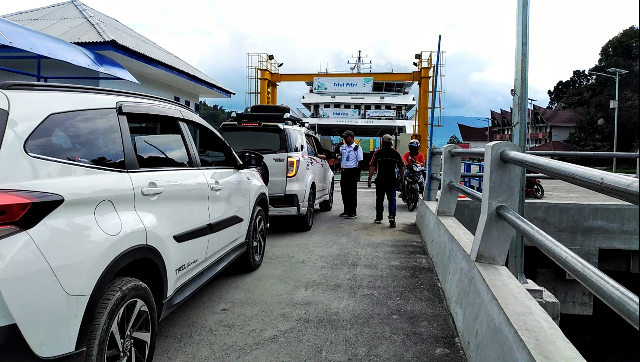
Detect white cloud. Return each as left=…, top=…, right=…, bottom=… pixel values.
left=3, top=0, right=638, bottom=115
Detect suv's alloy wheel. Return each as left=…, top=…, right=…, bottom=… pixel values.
left=85, top=278, right=157, bottom=362
left=300, top=186, right=315, bottom=231
left=238, top=205, right=267, bottom=271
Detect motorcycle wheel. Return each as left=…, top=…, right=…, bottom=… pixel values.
left=407, top=187, right=418, bottom=211
left=532, top=183, right=544, bottom=199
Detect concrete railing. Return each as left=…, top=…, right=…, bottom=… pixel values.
left=429, top=142, right=639, bottom=330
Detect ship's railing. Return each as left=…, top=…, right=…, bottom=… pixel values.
left=427, top=142, right=639, bottom=330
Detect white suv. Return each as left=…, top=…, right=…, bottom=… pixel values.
left=220, top=105, right=334, bottom=231
left=0, top=82, right=269, bottom=361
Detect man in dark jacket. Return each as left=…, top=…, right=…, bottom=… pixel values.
left=367, top=134, right=404, bottom=228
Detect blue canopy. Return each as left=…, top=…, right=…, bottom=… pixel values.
left=0, top=18, right=138, bottom=83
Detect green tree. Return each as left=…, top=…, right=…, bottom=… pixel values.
left=447, top=134, right=461, bottom=144
left=548, top=26, right=639, bottom=153
left=547, top=70, right=594, bottom=109
left=198, top=101, right=234, bottom=129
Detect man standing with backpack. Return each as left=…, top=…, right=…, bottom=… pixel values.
left=367, top=134, right=405, bottom=228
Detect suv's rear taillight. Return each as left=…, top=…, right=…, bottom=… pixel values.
left=0, top=190, right=64, bottom=239
left=287, top=157, right=299, bottom=178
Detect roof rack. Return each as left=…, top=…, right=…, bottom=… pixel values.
left=230, top=111, right=305, bottom=125
left=0, top=81, right=193, bottom=113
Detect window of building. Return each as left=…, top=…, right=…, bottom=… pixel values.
left=185, top=100, right=191, bottom=107
left=174, top=96, right=180, bottom=102
left=354, top=105, right=361, bottom=110
left=334, top=104, right=341, bottom=109
left=375, top=105, right=382, bottom=110
left=25, top=109, right=125, bottom=170
left=344, top=105, right=351, bottom=109
left=364, top=105, right=371, bottom=110
left=385, top=105, right=392, bottom=110
left=324, top=104, right=331, bottom=108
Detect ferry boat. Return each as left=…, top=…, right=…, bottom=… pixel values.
left=297, top=51, right=417, bottom=166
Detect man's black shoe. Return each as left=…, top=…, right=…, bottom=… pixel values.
left=346, top=214, right=358, bottom=219
left=339, top=212, right=348, bottom=217
left=374, top=218, right=382, bottom=224
left=389, top=218, right=396, bottom=228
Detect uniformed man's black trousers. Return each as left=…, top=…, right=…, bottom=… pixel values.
left=340, top=167, right=359, bottom=215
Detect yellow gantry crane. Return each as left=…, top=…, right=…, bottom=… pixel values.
left=246, top=52, right=439, bottom=155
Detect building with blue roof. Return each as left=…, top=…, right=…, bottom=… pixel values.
left=0, top=0, right=234, bottom=111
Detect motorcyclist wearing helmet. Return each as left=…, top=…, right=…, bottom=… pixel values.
left=399, top=140, right=425, bottom=199
left=403, top=140, right=425, bottom=167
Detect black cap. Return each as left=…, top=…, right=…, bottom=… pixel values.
left=341, top=130, right=355, bottom=138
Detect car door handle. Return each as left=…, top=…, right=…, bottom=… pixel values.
left=141, top=187, right=163, bottom=196
left=210, top=185, right=223, bottom=191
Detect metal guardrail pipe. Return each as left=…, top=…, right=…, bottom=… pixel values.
left=431, top=174, right=441, bottom=181
left=449, top=148, right=485, bottom=158
left=460, top=173, right=554, bottom=179
left=496, top=205, right=640, bottom=330
left=431, top=149, right=443, bottom=156
left=447, top=181, right=482, bottom=202
left=527, top=151, right=639, bottom=159
left=500, top=150, right=640, bottom=205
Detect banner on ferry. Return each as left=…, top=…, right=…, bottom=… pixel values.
left=320, top=109, right=361, bottom=119
left=313, top=77, right=373, bottom=93
left=365, top=109, right=396, bottom=118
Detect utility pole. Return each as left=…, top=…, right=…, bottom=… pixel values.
left=589, top=68, right=628, bottom=173
left=509, top=0, right=529, bottom=284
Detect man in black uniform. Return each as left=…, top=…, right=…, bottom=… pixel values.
left=367, top=134, right=405, bottom=228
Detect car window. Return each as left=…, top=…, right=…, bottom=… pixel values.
left=186, top=123, right=237, bottom=167
left=25, top=108, right=125, bottom=170
left=126, top=115, right=191, bottom=168
left=221, top=128, right=288, bottom=155
left=305, top=135, right=317, bottom=157
left=312, top=137, right=325, bottom=156
left=286, top=129, right=305, bottom=153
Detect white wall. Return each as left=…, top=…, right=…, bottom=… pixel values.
left=0, top=56, right=200, bottom=112
left=100, top=73, right=199, bottom=111
left=551, top=127, right=573, bottom=142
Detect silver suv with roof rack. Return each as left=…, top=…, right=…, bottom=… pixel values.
left=220, top=105, right=334, bottom=231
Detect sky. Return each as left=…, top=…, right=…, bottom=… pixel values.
left=2, top=0, right=639, bottom=117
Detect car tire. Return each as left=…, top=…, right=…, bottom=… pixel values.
left=84, top=277, right=157, bottom=362
left=319, top=179, right=334, bottom=211
left=237, top=205, right=268, bottom=272
left=299, top=185, right=315, bottom=231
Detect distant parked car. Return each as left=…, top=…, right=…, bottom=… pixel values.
left=220, top=105, right=334, bottom=231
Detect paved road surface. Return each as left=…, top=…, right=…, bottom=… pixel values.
left=154, top=183, right=466, bottom=361
left=535, top=179, right=630, bottom=203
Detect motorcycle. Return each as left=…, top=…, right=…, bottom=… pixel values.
left=401, top=163, right=426, bottom=211
left=525, top=177, right=544, bottom=199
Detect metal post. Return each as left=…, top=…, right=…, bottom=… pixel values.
left=436, top=144, right=461, bottom=216
left=426, top=151, right=442, bottom=201
left=509, top=0, right=529, bottom=283
left=426, top=36, right=442, bottom=201
left=472, top=142, right=522, bottom=264
left=613, top=72, right=619, bottom=173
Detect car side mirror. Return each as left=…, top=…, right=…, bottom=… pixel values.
left=238, top=150, right=264, bottom=168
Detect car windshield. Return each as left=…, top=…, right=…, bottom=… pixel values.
left=221, top=129, right=288, bottom=154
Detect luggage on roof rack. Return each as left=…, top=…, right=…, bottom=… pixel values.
left=250, top=104, right=290, bottom=114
